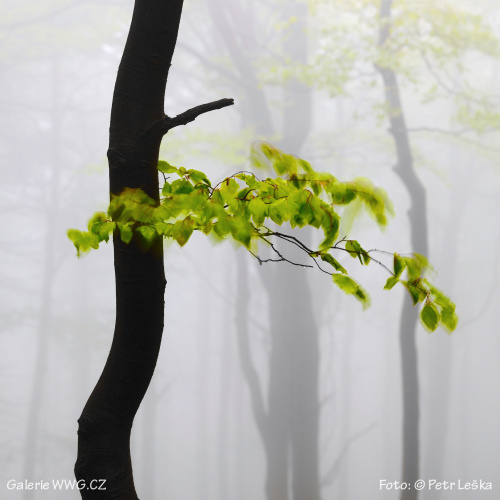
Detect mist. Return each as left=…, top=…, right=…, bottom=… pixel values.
left=1, top=1, right=500, bottom=499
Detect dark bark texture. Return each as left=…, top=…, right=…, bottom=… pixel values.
left=74, top=1, right=183, bottom=498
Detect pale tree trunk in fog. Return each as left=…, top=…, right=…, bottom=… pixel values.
left=377, top=2, right=428, bottom=499
left=425, top=153, right=465, bottom=481
left=196, top=296, right=211, bottom=499
left=23, top=57, right=61, bottom=499
left=217, top=267, right=238, bottom=500
left=205, top=1, right=321, bottom=498
left=277, top=5, right=319, bottom=499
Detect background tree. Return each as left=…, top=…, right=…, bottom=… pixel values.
left=272, top=0, right=500, bottom=497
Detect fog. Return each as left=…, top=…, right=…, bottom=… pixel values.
left=1, top=0, right=500, bottom=499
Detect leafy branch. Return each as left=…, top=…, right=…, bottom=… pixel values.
left=68, top=141, right=457, bottom=333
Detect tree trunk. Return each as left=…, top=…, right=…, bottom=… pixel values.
left=277, top=5, right=320, bottom=499
left=24, top=56, right=61, bottom=500
left=205, top=2, right=319, bottom=498
left=74, top=1, right=182, bottom=497
left=377, top=2, right=428, bottom=499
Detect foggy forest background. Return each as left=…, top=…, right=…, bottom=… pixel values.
left=1, top=0, right=500, bottom=499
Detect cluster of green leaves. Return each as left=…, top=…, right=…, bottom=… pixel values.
left=383, top=253, right=458, bottom=332
left=68, top=141, right=457, bottom=332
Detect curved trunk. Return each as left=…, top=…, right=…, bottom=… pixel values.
left=74, top=1, right=183, bottom=497
left=377, top=2, right=428, bottom=499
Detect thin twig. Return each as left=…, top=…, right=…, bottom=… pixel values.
left=253, top=234, right=313, bottom=269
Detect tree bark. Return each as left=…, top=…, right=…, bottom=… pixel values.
left=74, top=3, right=233, bottom=495
left=74, top=1, right=180, bottom=498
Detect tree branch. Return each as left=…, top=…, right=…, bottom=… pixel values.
left=162, top=98, right=235, bottom=133
left=408, top=126, right=500, bottom=152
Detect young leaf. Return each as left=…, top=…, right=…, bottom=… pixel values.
left=88, top=212, right=107, bottom=234
left=172, top=218, right=194, bottom=247
left=137, top=226, right=157, bottom=245
left=332, top=273, right=370, bottom=309
left=421, top=302, right=440, bottom=332
left=384, top=276, right=399, bottom=290
left=345, top=240, right=364, bottom=264
left=162, top=182, right=172, bottom=195
left=67, top=229, right=84, bottom=256
left=248, top=197, right=267, bottom=226
left=320, top=253, right=347, bottom=274
left=158, top=160, right=179, bottom=174
left=120, top=224, right=134, bottom=244
left=394, top=253, right=405, bottom=277
left=98, top=221, right=116, bottom=242
left=403, top=281, right=421, bottom=305
left=188, top=169, right=211, bottom=186
left=441, top=306, right=458, bottom=333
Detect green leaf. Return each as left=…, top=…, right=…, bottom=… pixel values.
left=248, top=197, right=268, bottom=226
left=421, top=302, right=440, bottom=332
left=188, top=169, right=211, bottom=186
left=98, top=221, right=115, bottom=242
left=172, top=218, right=194, bottom=246
left=220, top=178, right=239, bottom=203
left=332, top=273, right=370, bottom=309
left=67, top=229, right=84, bottom=256
left=236, top=187, right=253, bottom=200
left=171, top=179, right=194, bottom=195
left=394, top=253, right=405, bottom=277
left=229, top=218, right=253, bottom=248
left=345, top=240, right=364, bottom=264
left=318, top=206, right=339, bottom=251
left=211, top=189, right=224, bottom=206
left=298, top=158, right=313, bottom=173
left=441, top=306, right=458, bottom=333
left=137, top=226, right=157, bottom=245
left=268, top=198, right=288, bottom=225
left=384, top=276, right=399, bottom=290
left=162, top=182, right=172, bottom=195
left=88, top=212, right=107, bottom=234
left=213, top=217, right=231, bottom=238
left=403, top=256, right=422, bottom=281
left=404, top=281, right=422, bottom=305
left=329, top=185, right=357, bottom=205
left=120, top=224, right=134, bottom=244
left=320, top=253, right=347, bottom=274
left=158, top=160, right=179, bottom=174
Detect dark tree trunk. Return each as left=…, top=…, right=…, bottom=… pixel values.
left=377, top=2, right=428, bottom=499
left=74, top=1, right=181, bottom=497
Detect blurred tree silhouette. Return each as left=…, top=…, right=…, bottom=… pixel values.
left=269, top=0, right=500, bottom=498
